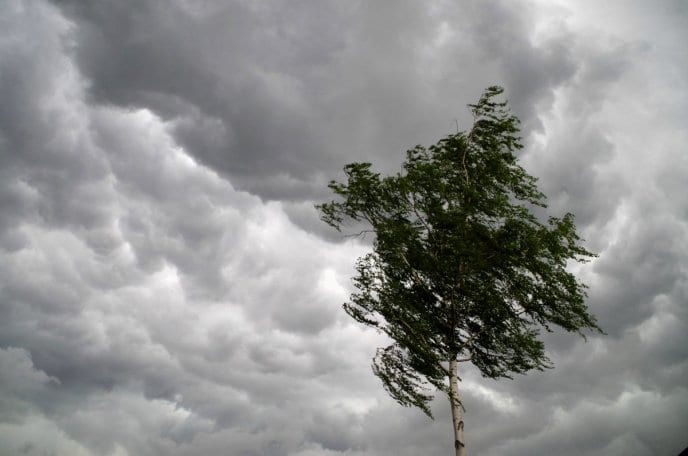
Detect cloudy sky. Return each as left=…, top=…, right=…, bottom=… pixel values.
left=1, top=1, right=687, bottom=455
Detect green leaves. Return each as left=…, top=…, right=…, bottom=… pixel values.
left=317, top=86, right=601, bottom=418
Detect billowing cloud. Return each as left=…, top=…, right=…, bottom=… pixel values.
left=0, top=1, right=686, bottom=455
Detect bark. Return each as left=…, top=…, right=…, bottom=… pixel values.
left=449, top=358, right=466, bottom=456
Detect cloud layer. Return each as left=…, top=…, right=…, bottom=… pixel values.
left=0, top=1, right=686, bottom=455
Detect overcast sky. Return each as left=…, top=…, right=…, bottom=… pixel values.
left=1, top=1, right=687, bottom=455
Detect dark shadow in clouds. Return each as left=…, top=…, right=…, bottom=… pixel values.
left=51, top=0, right=592, bottom=205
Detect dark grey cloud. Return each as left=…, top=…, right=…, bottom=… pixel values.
left=49, top=0, right=598, bottom=205
left=1, top=0, right=687, bottom=455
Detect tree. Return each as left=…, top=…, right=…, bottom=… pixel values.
left=316, top=86, right=602, bottom=456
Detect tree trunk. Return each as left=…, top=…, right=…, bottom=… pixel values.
left=449, top=359, right=466, bottom=456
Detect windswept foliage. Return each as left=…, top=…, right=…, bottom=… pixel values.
left=318, top=86, right=601, bottom=453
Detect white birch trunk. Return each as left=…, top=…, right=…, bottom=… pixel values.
left=449, top=359, right=466, bottom=456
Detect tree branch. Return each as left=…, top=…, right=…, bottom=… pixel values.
left=409, top=192, right=433, bottom=236
left=343, top=229, right=375, bottom=239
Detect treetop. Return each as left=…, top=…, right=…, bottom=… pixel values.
left=317, top=86, right=601, bottom=418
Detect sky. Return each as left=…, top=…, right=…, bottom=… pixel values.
left=0, top=1, right=687, bottom=455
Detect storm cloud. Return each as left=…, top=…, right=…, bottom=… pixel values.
left=0, top=1, right=686, bottom=455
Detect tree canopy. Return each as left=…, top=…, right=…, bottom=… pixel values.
left=317, top=86, right=601, bottom=453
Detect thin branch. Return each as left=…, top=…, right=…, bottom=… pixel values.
left=395, top=318, right=448, bottom=377
left=461, top=113, right=480, bottom=184
left=343, top=229, right=375, bottom=239
left=458, top=322, right=490, bottom=351
left=397, top=318, right=431, bottom=346
left=409, top=192, right=433, bottom=236
left=397, top=249, right=445, bottom=305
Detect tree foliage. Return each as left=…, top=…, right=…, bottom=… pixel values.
left=317, top=86, right=601, bottom=419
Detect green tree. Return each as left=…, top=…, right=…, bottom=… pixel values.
left=317, top=86, right=601, bottom=456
